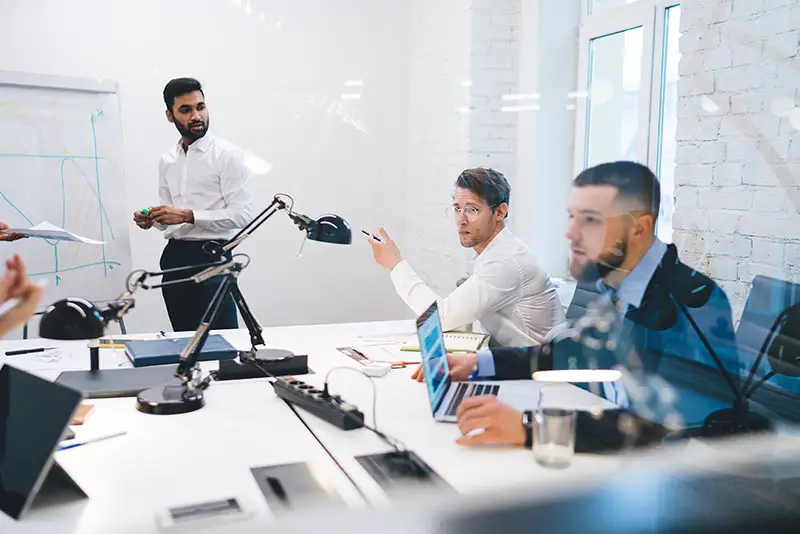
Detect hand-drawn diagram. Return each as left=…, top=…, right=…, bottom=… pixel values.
left=0, top=83, right=132, bottom=304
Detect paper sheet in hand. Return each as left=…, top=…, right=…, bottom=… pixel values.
left=7, top=221, right=105, bottom=244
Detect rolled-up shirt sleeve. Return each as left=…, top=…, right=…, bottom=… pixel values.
left=192, top=150, right=254, bottom=230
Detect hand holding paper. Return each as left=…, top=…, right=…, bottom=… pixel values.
left=5, top=221, right=105, bottom=244
left=0, top=219, right=24, bottom=242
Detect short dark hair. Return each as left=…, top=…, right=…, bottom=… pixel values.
left=455, top=168, right=511, bottom=214
left=573, top=161, right=661, bottom=220
left=163, top=78, right=204, bottom=111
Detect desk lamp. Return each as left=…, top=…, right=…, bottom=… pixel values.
left=40, top=196, right=352, bottom=415
left=199, top=194, right=352, bottom=363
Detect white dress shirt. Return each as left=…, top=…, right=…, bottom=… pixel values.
left=389, top=227, right=564, bottom=347
left=155, top=133, right=255, bottom=241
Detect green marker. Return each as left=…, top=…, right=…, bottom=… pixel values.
left=141, top=208, right=150, bottom=215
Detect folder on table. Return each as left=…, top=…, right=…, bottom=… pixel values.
left=123, top=335, right=238, bottom=367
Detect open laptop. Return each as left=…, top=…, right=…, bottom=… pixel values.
left=416, top=302, right=537, bottom=422
left=0, top=364, right=87, bottom=520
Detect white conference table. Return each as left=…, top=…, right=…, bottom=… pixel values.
left=0, top=320, right=624, bottom=533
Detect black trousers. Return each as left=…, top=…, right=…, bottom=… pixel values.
left=159, top=239, right=239, bottom=332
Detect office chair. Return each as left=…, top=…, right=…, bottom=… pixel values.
left=22, top=305, right=128, bottom=339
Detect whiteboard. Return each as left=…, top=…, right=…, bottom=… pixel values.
left=0, top=70, right=132, bottom=307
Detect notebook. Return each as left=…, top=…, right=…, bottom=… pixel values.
left=400, top=330, right=488, bottom=353
left=124, top=335, right=238, bottom=367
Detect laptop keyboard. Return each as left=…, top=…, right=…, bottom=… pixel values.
left=444, top=383, right=500, bottom=417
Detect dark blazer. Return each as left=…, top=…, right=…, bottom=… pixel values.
left=488, top=244, right=739, bottom=381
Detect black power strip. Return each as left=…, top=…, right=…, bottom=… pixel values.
left=272, top=378, right=364, bottom=430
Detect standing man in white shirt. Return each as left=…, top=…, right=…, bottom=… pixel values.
left=133, top=78, right=254, bottom=332
left=369, top=167, right=563, bottom=347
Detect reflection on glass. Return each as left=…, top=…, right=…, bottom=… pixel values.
left=656, top=5, right=681, bottom=244
left=589, top=0, right=643, bottom=15
left=584, top=27, right=644, bottom=168
left=737, top=275, right=800, bottom=395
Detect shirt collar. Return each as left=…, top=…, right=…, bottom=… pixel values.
left=473, top=226, right=509, bottom=261
left=596, top=238, right=668, bottom=310
left=175, top=132, right=214, bottom=154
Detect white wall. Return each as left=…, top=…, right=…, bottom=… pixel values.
left=0, top=0, right=580, bottom=337
left=0, top=0, right=412, bottom=334
left=674, top=0, right=800, bottom=320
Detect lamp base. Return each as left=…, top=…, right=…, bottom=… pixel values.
left=702, top=406, right=772, bottom=437
left=252, top=348, right=295, bottom=361
left=135, top=384, right=205, bottom=415
left=664, top=403, right=773, bottom=442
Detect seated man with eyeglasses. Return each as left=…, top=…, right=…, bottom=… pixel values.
left=368, top=167, right=563, bottom=347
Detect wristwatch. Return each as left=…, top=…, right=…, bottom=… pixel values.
left=522, top=410, right=534, bottom=449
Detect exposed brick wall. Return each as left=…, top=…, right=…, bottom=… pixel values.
left=674, top=0, right=800, bottom=321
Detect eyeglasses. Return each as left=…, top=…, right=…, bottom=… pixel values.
left=446, top=206, right=482, bottom=221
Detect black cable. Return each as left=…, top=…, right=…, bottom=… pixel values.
left=246, top=357, right=277, bottom=381
left=742, top=311, right=787, bottom=397
left=673, top=297, right=743, bottom=403
left=125, top=269, right=148, bottom=292
left=241, top=355, right=372, bottom=500
left=745, top=371, right=777, bottom=400
left=282, top=400, right=370, bottom=503
left=361, top=421, right=406, bottom=454
left=231, top=253, right=252, bottom=270
left=274, top=193, right=295, bottom=214
left=247, top=357, right=407, bottom=453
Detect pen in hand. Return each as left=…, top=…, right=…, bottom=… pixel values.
left=361, top=229, right=383, bottom=243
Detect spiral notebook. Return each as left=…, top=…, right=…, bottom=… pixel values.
left=400, top=331, right=489, bottom=353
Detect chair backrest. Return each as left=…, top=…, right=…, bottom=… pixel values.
left=736, top=275, right=800, bottom=393
left=23, top=311, right=127, bottom=339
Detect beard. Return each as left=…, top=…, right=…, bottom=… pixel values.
left=572, top=236, right=629, bottom=283
left=174, top=117, right=209, bottom=141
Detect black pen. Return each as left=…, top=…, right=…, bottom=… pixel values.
left=361, top=229, right=383, bottom=243
left=5, top=347, right=57, bottom=356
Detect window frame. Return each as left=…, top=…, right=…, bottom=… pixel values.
left=574, top=0, right=681, bottom=178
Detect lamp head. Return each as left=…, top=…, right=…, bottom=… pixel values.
left=39, top=297, right=106, bottom=340
left=308, top=214, right=352, bottom=245
left=288, top=212, right=352, bottom=245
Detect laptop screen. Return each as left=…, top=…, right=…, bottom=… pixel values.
left=416, top=302, right=451, bottom=414
left=0, top=365, right=83, bottom=520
